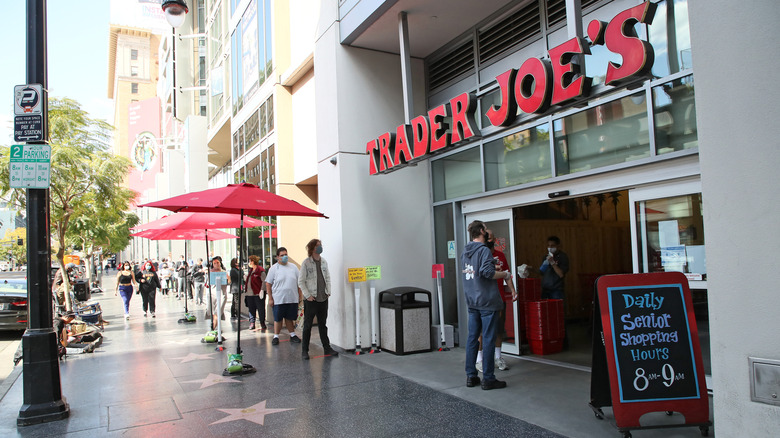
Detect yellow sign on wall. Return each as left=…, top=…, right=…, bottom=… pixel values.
left=348, top=267, right=366, bottom=283
left=365, top=265, right=381, bottom=280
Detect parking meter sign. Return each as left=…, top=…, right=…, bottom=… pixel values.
left=9, top=144, right=51, bottom=189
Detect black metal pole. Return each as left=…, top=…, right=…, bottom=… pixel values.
left=236, top=212, right=243, bottom=354
left=18, top=0, right=69, bottom=426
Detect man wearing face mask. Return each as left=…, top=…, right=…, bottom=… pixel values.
left=265, top=247, right=303, bottom=345
left=539, top=235, right=569, bottom=300
left=298, top=239, right=338, bottom=360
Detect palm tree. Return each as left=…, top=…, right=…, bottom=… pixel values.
left=0, top=98, right=135, bottom=310
left=582, top=196, right=592, bottom=220
left=609, top=191, right=622, bottom=221
left=595, top=193, right=606, bottom=220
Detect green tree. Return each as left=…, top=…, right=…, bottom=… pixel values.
left=0, top=98, right=135, bottom=310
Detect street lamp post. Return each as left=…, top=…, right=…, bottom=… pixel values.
left=17, top=0, right=69, bottom=426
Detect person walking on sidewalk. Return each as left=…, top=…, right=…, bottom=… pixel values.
left=191, top=259, right=206, bottom=305
left=244, top=255, right=267, bottom=330
left=207, top=257, right=229, bottom=328
left=116, top=261, right=137, bottom=319
left=265, top=247, right=302, bottom=345
left=136, top=261, right=161, bottom=317
left=298, top=239, right=339, bottom=360
left=229, top=258, right=242, bottom=320
left=175, top=255, right=188, bottom=299
left=461, top=220, right=511, bottom=390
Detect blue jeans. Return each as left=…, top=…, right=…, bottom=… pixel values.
left=466, top=308, right=500, bottom=382
left=542, top=289, right=564, bottom=300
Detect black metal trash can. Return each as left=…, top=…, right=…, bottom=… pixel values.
left=379, top=287, right=432, bottom=355
left=73, top=279, right=91, bottom=302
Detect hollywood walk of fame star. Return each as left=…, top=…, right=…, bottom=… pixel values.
left=183, top=373, right=242, bottom=389
left=171, top=352, right=218, bottom=363
left=211, top=400, right=294, bottom=426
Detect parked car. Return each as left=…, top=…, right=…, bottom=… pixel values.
left=0, top=274, right=28, bottom=331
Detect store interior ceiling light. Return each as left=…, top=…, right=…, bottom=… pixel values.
left=162, top=0, right=189, bottom=29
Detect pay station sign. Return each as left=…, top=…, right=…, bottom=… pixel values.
left=14, top=84, right=44, bottom=142
left=9, top=144, right=51, bottom=188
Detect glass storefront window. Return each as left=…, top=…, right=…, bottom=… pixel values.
left=636, top=193, right=705, bottom=277
left=653, top=75, right=697, bottom=154
left=432, top=146, right=482, bottom=202
left=485, top=125, right=551, bottom=190
left=554, top=92, right=650, bottom=176
left=649, top=0, right=692, bottom=77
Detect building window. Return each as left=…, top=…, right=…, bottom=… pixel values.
left=131, top=49, right=138, bottom=60
left=131, top=83, right=138, bottom=94
left=131, top=66, right=138, bottom=77
left=554, top=93, right=650, bottom=176
left=484, top=124, right=552, bottom=191
left=653, top=75, right=697, bottom=155
left=432, top=146, right=482, bottom=202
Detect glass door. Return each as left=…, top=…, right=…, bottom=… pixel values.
left=464, top=210, right=520, bottom=355
left=629, top=178, right=711, bottom=379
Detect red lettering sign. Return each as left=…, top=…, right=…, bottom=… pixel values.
left=486, top=69, right=518, bottom=127
left=411, top=115, right=430, bottom=158
left=516, top=57, right=552, bottom=114
left=367, top=2, right=657, bottom=175
left=549, top=37, right=592, bottom=106
left=378, top=132, right=395, bottom=172
left=394, top=124, right=414, bottom=165
left=600, top=2, right=658, bottom=86
left=449, top=92, right=480, bottom=143
left=428, top=104, right=451, bottom=153
left=367, top=139, right=379, bottom=175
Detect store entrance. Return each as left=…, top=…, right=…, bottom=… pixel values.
left=511, top=190, right=632, bottom=366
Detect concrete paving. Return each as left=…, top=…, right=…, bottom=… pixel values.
left=0, top=274, right=714, bottom=437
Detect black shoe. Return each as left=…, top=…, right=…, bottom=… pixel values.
left=290, top=336, right=301, bottom=343
left=466, top=376, right=481, bottom=387
left=272, top=337, right=279, bottom=345
left=302, top=352, right=309, bottom=360
left=481, top=379, right=507, bottom=390
left=324, top=348, right=339, bottom=357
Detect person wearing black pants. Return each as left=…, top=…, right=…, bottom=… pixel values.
left=229, top=258, right=242, bottom=320
left=136, top=261, right=161, bottom=317
left=244, top=255, right=267, bottom=330
left=298, top=239, right=338, bottom=360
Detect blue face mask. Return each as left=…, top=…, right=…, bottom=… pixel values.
left=280, top=255, right=289, bottom=264
left=315, top=246, right=323, bottom=255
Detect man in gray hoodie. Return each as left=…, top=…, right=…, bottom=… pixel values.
left=461, top=220, right=512, bottom=390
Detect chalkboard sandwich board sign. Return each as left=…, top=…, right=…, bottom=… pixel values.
left=590, top=272, right=711, bottom=437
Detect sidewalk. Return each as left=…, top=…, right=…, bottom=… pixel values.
left=0, top=275, right=564, bottom=437
left=0, top=274, right=714, bottom=437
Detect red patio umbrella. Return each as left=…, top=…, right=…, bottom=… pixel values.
left=261, top=228, right=277, bottom=239
left=139, top=183, right=327, bottom=372
left=132, top=212, right=272, bottom=231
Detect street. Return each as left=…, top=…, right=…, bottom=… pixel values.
left=0, top=330, right=22, bottom=386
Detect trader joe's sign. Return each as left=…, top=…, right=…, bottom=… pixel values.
left=367, top=2, right=657, bottom=175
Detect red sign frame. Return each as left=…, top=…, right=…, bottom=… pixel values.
left=595, top=272, right=709, bottom=431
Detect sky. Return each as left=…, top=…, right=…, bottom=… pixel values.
left=0, top=1, right=113, bottom=146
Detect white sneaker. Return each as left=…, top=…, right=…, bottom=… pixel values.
left=497, top=357, right=509, bottom=371
left=124, top=314, right=130, bottom=320
left=475, top=360, right=483, bottom=373
left=143, top=312, right=147, bottom=317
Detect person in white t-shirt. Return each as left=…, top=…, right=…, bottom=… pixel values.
left=265, top=247, right=302, bottom=345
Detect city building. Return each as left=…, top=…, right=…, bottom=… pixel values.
left=129, top=1, right=777, bottom=434
left=311, top=0, right=778, bottom=435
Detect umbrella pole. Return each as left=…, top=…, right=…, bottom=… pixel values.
left=224, top=210, right=255, bottom=375
left=206, top=233, right=214, bottom=331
